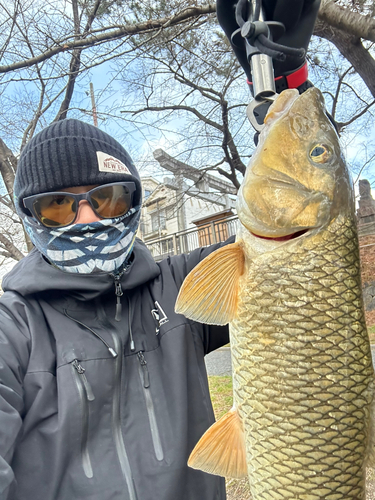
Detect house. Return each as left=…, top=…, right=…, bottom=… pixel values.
left=138, top=149, right=240, bottom=259
left=139, top=175, right=237, bottom=259
left=139, top=175, right=235, bottom=239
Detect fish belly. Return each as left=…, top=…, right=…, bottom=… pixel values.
left=231, top=217, right=374, bottom=500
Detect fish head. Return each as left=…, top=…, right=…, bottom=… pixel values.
left=237, top=88, right=354, bottom=240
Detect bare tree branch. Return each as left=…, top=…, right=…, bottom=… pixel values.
left=353, top=153, right=375, bottom=185
left=336, top=98, right=375, bottom=132
left=0, top=233, right=24, bottom=261
left=0, top=250, right=13, bottom=259
left=0, top=138, right=16, bottom=199
left=54, top=0, right=83, bottom=121
left=0, top=1, right=374, bottom=77
left=318, top=0, right=375, bottom=43
left=0, top=193, right=12, bottom=209
left=54, top=0, right=105, bottom=121
left=331, top=66, right=351, bottom=120
left=0, top=0, right=21, bottom=61
left=122, top=104, right=225, bottom=132
left=21, top=66, right=47, bottom=148
left=314, top=22, right=375, bottom=98
left=217, top=166, right=241, bottom=189
left=220, top=96, right=247, bottom=177
left=0, top=4, right=216, bottom=74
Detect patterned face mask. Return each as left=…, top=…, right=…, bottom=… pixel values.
left=21, top=206, right=141, bottom=274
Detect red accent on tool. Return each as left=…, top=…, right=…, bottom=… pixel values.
left=247, top=62, right=308, bottom=90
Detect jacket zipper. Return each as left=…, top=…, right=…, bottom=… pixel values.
left=137, top=351, right=164, bottom=461
left=114, top=277, right=123, bottom=322
left=71, top=359, right=95, bottom=478
left=110, top=265, right=129, bottom=322
left=72, top=360, right=95, bottom=401
left=112, top=333, right=137, bottom=500
left=64, top=310, right=117, bottom=358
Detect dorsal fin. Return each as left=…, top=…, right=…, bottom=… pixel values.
left=175, top=242, right=245, bottom=325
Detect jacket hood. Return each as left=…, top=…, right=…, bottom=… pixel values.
left=2, top=238, right=160, bottom=301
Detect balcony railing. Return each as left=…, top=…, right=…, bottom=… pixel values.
left=143, top=216, right=238, bottom=261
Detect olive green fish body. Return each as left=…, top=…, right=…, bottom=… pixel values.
left=176, top=88, right=375, bottom=498
left=232, top=214, right=373, bottom=499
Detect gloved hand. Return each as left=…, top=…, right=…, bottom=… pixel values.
left=216, top=0, right=320, bottom=93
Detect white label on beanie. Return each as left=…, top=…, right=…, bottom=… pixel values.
left=97, top=151, right=131, bottom=174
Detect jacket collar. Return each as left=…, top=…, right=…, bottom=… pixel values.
left=2, top=238, right=160, bottom=301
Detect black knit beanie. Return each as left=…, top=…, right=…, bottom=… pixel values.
left=14, top=119, right=142, bottom=215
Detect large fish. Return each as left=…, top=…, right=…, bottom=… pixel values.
left=175, top=87, right=375, bottom=499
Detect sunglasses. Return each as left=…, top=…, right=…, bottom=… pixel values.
left=23, top=182, right=136, bottom=228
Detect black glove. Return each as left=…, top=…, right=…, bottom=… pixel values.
left=216, top=0, right=320, bottom=93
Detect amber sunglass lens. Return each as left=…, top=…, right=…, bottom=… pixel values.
left=34, top=194, right=76, bottom=227
left=91, top=185, right=131, bottom=218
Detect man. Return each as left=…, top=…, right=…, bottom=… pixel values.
left=0, top=118, right=230, bottom=499
left=0, top=1, right=319, bottom=498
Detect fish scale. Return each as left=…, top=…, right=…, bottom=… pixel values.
left=231, top=215, right=373, bottom=500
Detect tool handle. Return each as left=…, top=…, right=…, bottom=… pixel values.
left=248, top=5, right=276, bottom=99
left=250, top=53, right=275, bottom=99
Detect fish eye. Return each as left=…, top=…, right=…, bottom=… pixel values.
left=309, top=144, right=331, bottom=164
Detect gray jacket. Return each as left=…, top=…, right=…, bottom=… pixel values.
left=0, top=239, right=230, bottom=500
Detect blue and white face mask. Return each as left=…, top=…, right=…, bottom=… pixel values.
left=22, top=206, right=141, bottom=274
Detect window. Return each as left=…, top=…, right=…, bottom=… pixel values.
left=151, top=210, right=166, bottom=232
left=144, top=189, right=151, bottom=200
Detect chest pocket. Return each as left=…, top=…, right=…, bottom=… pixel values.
left=59, top=347, right=117, bottom=479
left=70, top=357, right=95, bottom=478
left=136, top=350, right=164, bottom=461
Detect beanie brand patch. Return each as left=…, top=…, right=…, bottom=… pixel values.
left=96, top=151, right=131, bottom=175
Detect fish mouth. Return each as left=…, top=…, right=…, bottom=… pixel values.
left=250, top=229, right=309, bottom=242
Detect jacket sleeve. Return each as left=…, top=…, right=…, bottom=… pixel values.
left=0, top=292, right=31, bottom=497
left=167, top=236, right=235, bottom=354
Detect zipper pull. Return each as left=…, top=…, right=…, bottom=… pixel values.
left=72, top=359, right=95, bottom=401
left=108, top=347, right=118, bottom=357
left=137, top=351, right=150, bottom=388
left=72, top=359, right=84, bottom=374
left=114, top=278, right=123, bottom=322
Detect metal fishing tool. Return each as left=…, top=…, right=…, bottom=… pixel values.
left=231, top=0, right=305, bottom=132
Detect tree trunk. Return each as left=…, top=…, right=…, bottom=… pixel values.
left=0, top=138, right=33, bottom=254
left=0, top=234, right=25, bottom=261
left=54, top=49, right=82, bottom=121
left=0, top=138, right=16, bottom=202
left=314, top=21, right=375, bottom=99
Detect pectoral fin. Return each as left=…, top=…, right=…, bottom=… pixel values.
left=175, top=242, right=245, bottom=325
left=188, top=407, right=247, bottom=479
